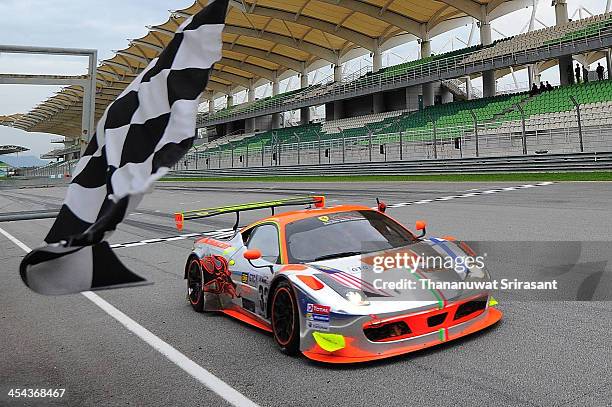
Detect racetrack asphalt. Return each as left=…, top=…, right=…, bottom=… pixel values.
left=1, top=181, right=611, bottom=407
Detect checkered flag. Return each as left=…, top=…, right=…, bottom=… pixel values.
left=20, top=0, right=229, bottom=295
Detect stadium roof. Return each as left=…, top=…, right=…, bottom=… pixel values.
left=2, top=0, right=530, bottom=139
left=0, top=145, right=29, bottom=155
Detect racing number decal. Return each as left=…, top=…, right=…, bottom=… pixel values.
left=258, top=285, right=269, bottom=316
left=201, top=255, right=237, bottom=298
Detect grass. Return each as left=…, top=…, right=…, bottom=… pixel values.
left=162, top=171, right=612, bottom=183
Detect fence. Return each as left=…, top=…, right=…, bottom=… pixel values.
left=174, top=113, right=612, bottom=171
left=20, top=160, right=76, bottom=178
left=20, top=106, right=612, bottom=177
left=170, top=151, right=612, bottom=178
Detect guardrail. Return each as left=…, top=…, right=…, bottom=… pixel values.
left=168, top=151, right=612, bottom=178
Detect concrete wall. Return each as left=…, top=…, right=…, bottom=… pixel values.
left=253, top=115, right=273, bottom=133
left=384, top=88, right=407, bottom=112
left=325, top=82, right=449, bottom=120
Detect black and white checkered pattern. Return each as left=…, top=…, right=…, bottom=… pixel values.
left=382, top=182, right=555, bottom=208
left=109, top=182, right=555, bottom=251
left=20, top=0, right=229, bottom=295
left=110, top=229, right=236, bottom=249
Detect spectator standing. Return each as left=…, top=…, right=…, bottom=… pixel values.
left=546, top=81, right=553, bottom=91
left=596, top=63, right=605, bottom=81
left=582, top=66, right=589, bottom=83
left=575, top=63, right=581, bottom=84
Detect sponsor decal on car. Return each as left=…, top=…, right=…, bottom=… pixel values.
left=306, top=303, right=330, bottom=315
left=197, top=237, right=232, bottom=249
left=316, top=211, right=362, bottom=225
left=306, top=303, right=331, bottom=330
left=307, top=320, right=330, bottom=332
left=241, top=272, right=258, bottom=286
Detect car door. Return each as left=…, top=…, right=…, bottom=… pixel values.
left=241, top=223, right=280, bottom=316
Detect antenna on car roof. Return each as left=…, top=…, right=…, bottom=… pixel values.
left=376, top=198, right=387, bottom=213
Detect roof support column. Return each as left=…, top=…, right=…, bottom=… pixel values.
left=528, top=65, right=541, bottom=89
left=300, top=67, right=311, bottom=125
left=606, top=49, right=612, bottom=79
left=248, top=80, right=256, bottom=103
left=554, top=0, right=569, bottom=24
left=373, top=38, right=383, bottom=73
left=464, top=76, right=473, bottom=100
left=226, top=92, right=233, bottom=109
left=554, top=0, right=572, bottom=85
left=334, top=63, right=343, bottom=83
left=208, top=97, right=215, bottom=114
left=421, top=39, right=434, bottom=108
left=271, top=71, right=281, bottom=129
left=480, top=18, right=496, bottom=98
left=246, top=80, right=256, bottom=133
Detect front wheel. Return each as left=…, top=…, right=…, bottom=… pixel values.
left=187, top=258, right=204, bottom=312
left=271, top=281, right=300, bottom=355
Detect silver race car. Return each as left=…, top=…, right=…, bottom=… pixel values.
left=177, top=196, right=501, bottom=363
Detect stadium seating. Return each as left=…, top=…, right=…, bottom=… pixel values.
left=202, top=77, right=612, bottom=158
left=380, top=45, right=481, bottom=79
left=463, top=12, right=612, bottom=64
left=496, top=79, right=612, bottom=131
left=198, top=12, right=612, bottom=127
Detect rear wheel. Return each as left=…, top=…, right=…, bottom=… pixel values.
left=271, top=281, right=300, bottom=355
left=187, top=259, right=204, bottom=312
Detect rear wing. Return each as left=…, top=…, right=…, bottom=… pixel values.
left=174, top=195, right=325, bottom=231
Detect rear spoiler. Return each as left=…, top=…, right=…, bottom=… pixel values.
left=174, top=195, right=325, bottom=231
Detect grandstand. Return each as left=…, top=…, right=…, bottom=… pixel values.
left=0, top=145, right=29, bottom=155
left=2, top=1, right=612, bottom=174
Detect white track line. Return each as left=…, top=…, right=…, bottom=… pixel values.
left=110, top=182, right=556, bottom=250
left=0, top=227, right=258, bottom=407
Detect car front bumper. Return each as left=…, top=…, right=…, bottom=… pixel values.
left=300, top=304, right=502, bottom=364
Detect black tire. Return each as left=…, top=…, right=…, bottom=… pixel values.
left=271, top=281, right=300, bottom=355
left=187, top=258, right=204, bottom=312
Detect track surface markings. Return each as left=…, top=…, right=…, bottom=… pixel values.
left=386, top=182, right=554, bottom=208
left=0, top=227, right=259, bottom=407
left=108, top=182, right=555, bottom=249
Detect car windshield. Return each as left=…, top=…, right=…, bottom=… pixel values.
left=285, top=210, right=416, bottom=263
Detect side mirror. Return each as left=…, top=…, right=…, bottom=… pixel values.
left=243, top=249, right=262, bottom=260
left=415, top=220, right=427, bottom=238
left=243, top=248, right=274, bottom=274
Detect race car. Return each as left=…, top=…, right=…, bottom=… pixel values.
left=175, top=196, right=502, bottom=363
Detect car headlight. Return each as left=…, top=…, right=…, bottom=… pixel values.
left=345, top=290, right=370, bottom=306
left=314, top=273, right=370, bottom=306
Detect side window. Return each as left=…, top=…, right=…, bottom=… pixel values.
left=247, top=224, right=280, bottom=264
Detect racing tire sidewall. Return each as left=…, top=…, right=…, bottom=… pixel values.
left=271, top=281, right=300, bottom=355
left=187, top=259, right=205, bottom=312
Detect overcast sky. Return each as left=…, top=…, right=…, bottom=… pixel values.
left=0, top=0, right=607, bottom=159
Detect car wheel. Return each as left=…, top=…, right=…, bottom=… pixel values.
left=271, top=281, right=300, bottom=355
left=187, top=258, right=204, bottom=312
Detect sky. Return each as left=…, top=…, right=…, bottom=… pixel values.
left=0, top=0, right=608, bottom=159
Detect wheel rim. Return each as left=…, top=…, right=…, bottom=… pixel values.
left=187, top=260, right=202, bottom=304
left=272, top=287, right=294, bottom=346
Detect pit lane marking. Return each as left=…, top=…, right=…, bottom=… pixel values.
left=109, top=182, right=554, bottom=250
left=0, top=227, right=259, bottom=407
